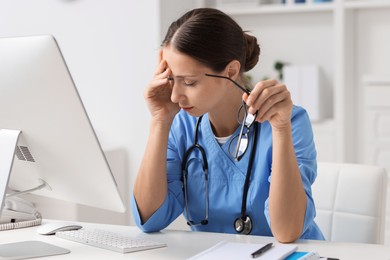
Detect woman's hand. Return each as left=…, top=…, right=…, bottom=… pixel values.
left=243, top=79, right=293, bottom=131
left=144, top=49, right=180, bottom=125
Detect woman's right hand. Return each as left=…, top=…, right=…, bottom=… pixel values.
left=144, top=49, right=180, bottom=125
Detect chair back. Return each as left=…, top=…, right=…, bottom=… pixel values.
left=313, top=162, right=388, bottom=244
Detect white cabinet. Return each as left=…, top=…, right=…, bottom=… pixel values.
left=362, top=76, right=390, bottom=173
left=361, top=76, right=390, bottom=245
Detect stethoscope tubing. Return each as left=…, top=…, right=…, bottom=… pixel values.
left=240, top=121, right=259, bottom=218
left=182, top=114, right=260, bottom=234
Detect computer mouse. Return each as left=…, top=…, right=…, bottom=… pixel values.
left=37, top=222, right=82, bottom=235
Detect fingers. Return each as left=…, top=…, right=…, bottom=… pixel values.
left=245, top=79, right=278, bottom=108
left=154, top=49, right=171, bottom=79
left=154, top=58, right=168, bottom=77
left=147, top=67, right=172, bottom=96
left=146, top=49, right=174, bottom=102
left=256, top=90, right=292, bottom=122
left=245, top=80, right=293, bottom=123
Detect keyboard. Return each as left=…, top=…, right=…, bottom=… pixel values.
left=55, top=228, right=167, bottom=254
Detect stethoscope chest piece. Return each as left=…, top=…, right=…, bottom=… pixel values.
left=234, top=215, right=252, bottom=235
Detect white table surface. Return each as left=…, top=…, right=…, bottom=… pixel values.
left=1, top=219, right=390, bottom=259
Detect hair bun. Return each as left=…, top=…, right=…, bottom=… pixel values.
left=244, top=33, right=260, bottom=72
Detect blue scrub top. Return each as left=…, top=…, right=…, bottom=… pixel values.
left=132, top=105, right=324, bottom=240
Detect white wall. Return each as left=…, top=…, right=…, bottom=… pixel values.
left=0, top=0, right=160, bottom=224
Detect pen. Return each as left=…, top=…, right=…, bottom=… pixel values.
left=251, top=242, right=273, bottom=258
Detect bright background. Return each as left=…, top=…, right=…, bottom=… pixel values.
left=1, top=0, right=389, bottom=244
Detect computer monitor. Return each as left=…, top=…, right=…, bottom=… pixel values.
left=0, top=35, right=126, bottom=219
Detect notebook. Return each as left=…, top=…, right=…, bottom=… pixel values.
left=188, top=241, right=297, bottom=260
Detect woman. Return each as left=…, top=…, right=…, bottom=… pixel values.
left=132, top=8, right=324, bottom=243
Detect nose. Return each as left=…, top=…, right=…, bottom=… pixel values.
left=170, top=81, right=184, bottom=104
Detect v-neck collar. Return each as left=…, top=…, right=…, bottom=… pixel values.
left=199, top=113, right=253, bottom=176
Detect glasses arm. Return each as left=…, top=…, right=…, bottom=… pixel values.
left=205, top=73, right=250, bottom=95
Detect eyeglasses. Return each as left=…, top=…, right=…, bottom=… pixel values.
left=205, top=73, right=250, bottom=95
left=205, top=73, right=257, bottom=161
left=229, top=102, right=256, bottom=161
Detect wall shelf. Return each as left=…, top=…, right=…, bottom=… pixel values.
left=363, top=75, right=390, bottom=86
left=216, top=0, right=390, bottom=15
left=220, top=3, right=334, bottom=15
left=344, top=0, right=390, bottom=9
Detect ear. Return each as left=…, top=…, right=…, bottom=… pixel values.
left=226, top=60, right=241, bottom=80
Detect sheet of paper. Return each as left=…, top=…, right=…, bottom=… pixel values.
left=188, top=241, right=297, bottom=260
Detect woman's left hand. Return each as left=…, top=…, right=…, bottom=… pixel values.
left=242, top=79, right=293, bottom=130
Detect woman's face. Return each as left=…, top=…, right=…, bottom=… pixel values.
left=162, top=45, right=232, bottom=117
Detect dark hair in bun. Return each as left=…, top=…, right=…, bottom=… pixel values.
left=162, top=8, right=260, bottom=73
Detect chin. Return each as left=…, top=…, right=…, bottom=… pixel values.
left=183, top=110, right=202, bottom=118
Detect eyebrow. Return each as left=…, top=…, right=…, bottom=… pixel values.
left=172, top=75, right=199, bottom=79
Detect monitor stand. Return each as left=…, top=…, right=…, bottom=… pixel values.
left=0, top=130, right=70, bottom=259
left=0, top=129, right=21, bottom=213
left=1, top=129, right=49, bottom=206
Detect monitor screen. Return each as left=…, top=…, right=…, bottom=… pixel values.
left=0, top=35, right=125, bottom=216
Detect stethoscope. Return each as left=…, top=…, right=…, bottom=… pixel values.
left=181, top=114, right=259, bottom=235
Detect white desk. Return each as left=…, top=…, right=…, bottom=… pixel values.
left=2, top=220, right=390, bottom=259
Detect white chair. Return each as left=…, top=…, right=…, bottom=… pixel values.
left=312, top=162, right=388, bottom=244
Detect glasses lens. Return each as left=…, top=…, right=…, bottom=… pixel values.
left=237, top=103, right=246, bottom=123
left=230, top=102, right=254, bottom=161
left=237, top=103, right=256, bottom=126
left=245, top=113, right=256, bottom=127
left=228, top=133, right=249, bottom=160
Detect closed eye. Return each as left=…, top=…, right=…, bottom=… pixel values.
left=183, top=80, right=196, bottom=86
left=173, top=75, right=199, bottom=87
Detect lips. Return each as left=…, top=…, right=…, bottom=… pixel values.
left=180, top=106, right=193, bottom=112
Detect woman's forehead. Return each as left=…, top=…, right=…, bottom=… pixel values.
left=162, top=46, right=209, bottom=76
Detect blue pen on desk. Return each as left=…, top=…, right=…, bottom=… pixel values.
left=251, top=242, right=273, bottom=258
